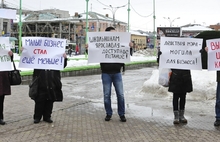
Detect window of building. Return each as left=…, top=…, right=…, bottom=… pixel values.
left=3, top=22, right=7, bottom=34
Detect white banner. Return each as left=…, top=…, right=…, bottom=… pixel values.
left=159, top=37, right=203, bottom=70
left=206, top=38, right=220, bottom=71
left=87, top=32, right=131, bottom=63
left=0, top=37, right=12, bottom=71
left=0, top=9, right=16, bottom=19
left=19, top=37, right=66, bottom=70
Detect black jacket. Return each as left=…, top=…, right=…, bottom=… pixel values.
left=217, top=71, right=220, bottom=82
left=168, top=69, right=193, bottom=93
left=100, top=63, right=125, bottom=74
left=32, top=58, right=67, bottom=102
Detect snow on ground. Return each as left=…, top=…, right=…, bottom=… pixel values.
left=14, top=49, right=217, bottom=101
left=141, top=69, right=216, bottom=101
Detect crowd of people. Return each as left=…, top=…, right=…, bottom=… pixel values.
left=1, top=27, right=220, bottom=129
left=157, top=42, right=220, bottom=127
left=0, top=27, right=129, bottom=125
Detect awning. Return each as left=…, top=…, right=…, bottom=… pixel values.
left=9, top=37, right=18, bottom=41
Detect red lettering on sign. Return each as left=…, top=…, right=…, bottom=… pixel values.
left=215, top=61, right=220, bottom=68
left=211, top=42, right=220, bottom=50
left=33, top=49, right=47, bottom=54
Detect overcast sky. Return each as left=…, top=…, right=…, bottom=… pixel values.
left=5, top=0, right=220, bottom=31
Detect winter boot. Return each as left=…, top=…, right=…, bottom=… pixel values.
left=179, top=110, right=187, bottom=123
left=173, top=111, right=180, bottom=124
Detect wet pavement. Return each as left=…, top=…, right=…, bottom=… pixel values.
left=1, top=67, right=220, bottom=142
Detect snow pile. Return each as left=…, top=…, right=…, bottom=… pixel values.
left=133, top=49, right=157, bottom=57
left=141, top=69, right=216, bottom=101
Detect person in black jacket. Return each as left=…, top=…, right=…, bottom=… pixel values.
left=101, top=27, right=127, bottom=122
left=168, top=69, right=193, bottom=124
left=0, top=51, right=13, bottom=125
left=32, top=53, right=68, bottom=124
left=157, top=50, right=193, bottom=124
left=204, top=47, right=220, bottom=126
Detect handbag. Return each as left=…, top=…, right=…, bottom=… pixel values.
left=29, top=76, right=39, bottom=100
left=158, top=68, right=172, bottom=87
left=8, top=60, right=22, bottom=85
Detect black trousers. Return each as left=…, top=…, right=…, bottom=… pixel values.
left=173, top=93, right=186, bottom=111
left=130, top=48, right=133, bottom=56
left=34, top=100, right=54, bottom=120
left=0, top=95, right=5, bottom=119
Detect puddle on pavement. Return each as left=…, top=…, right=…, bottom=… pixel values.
left=92, top=102, right=172, bottom=120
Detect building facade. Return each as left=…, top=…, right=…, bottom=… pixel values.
left=181, top=24, right=213, bottom=37
left=0, top=18, right=11, bottom=37
left=11, top=11, right=128, bottom=54
left=130, top=30, right=148, bottom=50
left=210, top=23, right=220, bottom=31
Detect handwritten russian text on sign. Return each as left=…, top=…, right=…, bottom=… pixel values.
left=159, top=37, right=202, bottom=70
left=207, top=38, right=220, bottom=71
left=0, top=37, right=12, bottom=71
left=19, top=37, right=66, bottom=70
left=87, top=32, right=131, bottom=63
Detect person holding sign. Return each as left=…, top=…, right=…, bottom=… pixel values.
left=100, top=27, right=127, bottom=122
left=32, top=53, right=68, bottom=124
left=157, top=40, right=193, bottom=125
left=205, top=47, right=220, bottom=127
left=168, top=69, right=193, bottom=124
left=0, top=51, right=13, bottom=125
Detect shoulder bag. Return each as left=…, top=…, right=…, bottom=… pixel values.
left=8, top=60, right=22, bottom=85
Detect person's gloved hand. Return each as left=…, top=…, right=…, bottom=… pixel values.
left=199, top=49, right=203, bottom=53
left=158, top=51, right=162, bottom=55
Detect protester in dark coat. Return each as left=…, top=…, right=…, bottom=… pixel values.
left=0, top=51, right=13, bottom=125
left=157, top=36, right=193, bottom=125
left=85, top=44, right=88, bottom=55
left=67, top=47, right=73, bottom=57
left=32, top=54, right=68, bottom=124
left=204, top=47, right=220, bottom=126
left=168, top=69, right=193, bottom=124
left=130, top=41, right=134, bottom=56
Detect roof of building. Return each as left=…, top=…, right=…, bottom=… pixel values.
left=130, top=30, right=149, bottom=36
left=181, top=24, right=213, bottom=31
left=24, top=12, right=57, bottom=20
left=13, top=11, right=127, bottom=26
left=73, top=11, right=126, bottom=24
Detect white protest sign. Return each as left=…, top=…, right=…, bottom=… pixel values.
left=19, top=37, right=66, bottom=70
left=0, top=37, right=12, bottom=71
left=0, top=9, right=16, bottom=19
left=159, top=37, right=203, bottom=70
left=87, top=32, right=131, bottom=63
left=206, top=38, right=220, bottom=71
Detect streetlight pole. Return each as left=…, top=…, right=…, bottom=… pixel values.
left=153, top=0, right=156, bottom=50
left=103, top=4, right=126, bottom=28
left=163, top=17, right=180, bottom=27
left=85, top=0, right=89, bottom=43
left=127, top=0, right=130, bottom=32
left=1, top=0, right=3, bottom=7
left=18, top=0, right=22, bottom=55
left=84, top=0, right=89, bottom=57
